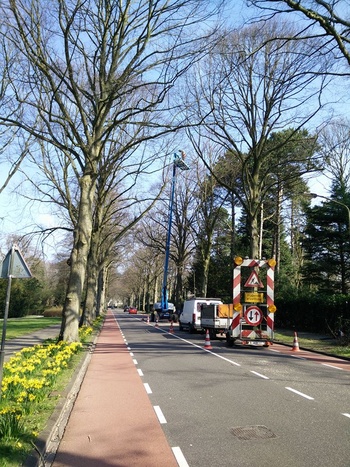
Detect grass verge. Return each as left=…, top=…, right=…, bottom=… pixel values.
left=274, top=329, right=350, bottom=359
left=0, top=316, right=104, bottom=467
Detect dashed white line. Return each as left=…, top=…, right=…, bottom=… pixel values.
left=154, top=405, right=167, bottom=424
left=251, top=370, right=269, bottom=380
left=285, top=387, right=314, bottom=400
left=130, top=352, right=134, bottom=357
left=133, top=359, right=138, bottom=365
left=137, top=368, right=144, bottom=377
left=172, top=446, right=190, bottom=467
left=322, top=363, right=343, bottom=370
left=342, top=413, right=350, bottom=419
left=144, top=383, right=152, bottom=394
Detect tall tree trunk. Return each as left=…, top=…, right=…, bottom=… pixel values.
left=96, top=266, right=107, bottom=317
left=60, top=173, right=95, bottom=342
left=82, top=235, right=99, bottom=326
left=249, top=211, right=260, bottom=259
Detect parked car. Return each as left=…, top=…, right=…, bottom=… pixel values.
left=128, top=306, right=137, bottom=314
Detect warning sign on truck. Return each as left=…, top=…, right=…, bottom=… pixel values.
left=244, top=292, right=265, bottom=303
left=244, top=306, right=263, bottom=326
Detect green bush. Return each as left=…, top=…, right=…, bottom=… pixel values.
left=275, top=291, right=350, bottom=336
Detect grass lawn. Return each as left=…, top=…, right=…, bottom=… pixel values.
left=274, top=329, right=350, bottom=359
left=1, top=316, right=61, bottom=340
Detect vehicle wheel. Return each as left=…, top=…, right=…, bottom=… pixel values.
left=226, top=332, right=234, bottom=347
left=209, top=329, right=216, bottom=340
left=189, top=323, right=196, bottom=334
left=179, top=321, right=184, bottom=331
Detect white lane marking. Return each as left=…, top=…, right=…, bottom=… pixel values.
left=285, top=387, right=314, bottom=400
left=172, top=446, right=190, bottom=467
left=137, top=368, right=144, bottom=377
left=154, top=405, right=167, bottom=424
left=342, top=413, right=350, bottom=419
left=144, top=383, right=152, bottom=394
left=322, top=363, right=343, bottom=370
left=129, top=352, right=134, bottom=357
left=127, top=346, right=131, bottom=350
left=269, top=348, right=280, bottom=353
left=133, top=359, right=138, bottom=365
left=291, top=355, right=306, bottom=360
left=251, top=371, right=269, bottom=380
left=156, top=329, right=241, bottom=367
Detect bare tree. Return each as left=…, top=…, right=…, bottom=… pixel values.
left=248, top=0, right=350, bottom=68
left=319, top=119, right=350, bottom=189
left=186, top=19, right=329, bottom=258
left=0, top=0, right=225, bottom=341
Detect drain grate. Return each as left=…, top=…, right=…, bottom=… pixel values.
left=230, top=425, right=277, bottom=440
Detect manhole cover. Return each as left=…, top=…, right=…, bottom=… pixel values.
left=230, top=425, right=277, bottom=440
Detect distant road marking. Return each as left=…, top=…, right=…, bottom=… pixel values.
left=130, top=352, right=134, bottom=357
left=269, top=348, right=280, bottom=353
left=137, top=368, right=144, bottom=377
left=154, top=405, right=167, bottom=424
left=251, top=371, right=269, bottom=380
left=342, top=413, right=350, bottom=419
left=322, top=363, right=343, bottom=370
left=172, top=446, right=189, bottom=467
left=285, top=387, right=314, bottom=400
left=144, top=383, right=152, bottom=394
left=133, top=359, right=138, bottom=365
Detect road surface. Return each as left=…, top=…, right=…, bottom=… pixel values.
left=114, top=311, right=350, bottom=467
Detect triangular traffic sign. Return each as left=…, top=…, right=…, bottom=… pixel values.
left=244, top=271, right=264, bottom=288
left=0, top=245, right=32, bottom=279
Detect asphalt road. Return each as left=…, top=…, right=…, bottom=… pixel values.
left=114, top=310, right=350, bottom=467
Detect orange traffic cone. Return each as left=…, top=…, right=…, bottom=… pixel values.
left=169, top=321, right=174, bottom=334
left=291, top=331, right=300, bottom=351
left=204, top=329, right=212, bottom=350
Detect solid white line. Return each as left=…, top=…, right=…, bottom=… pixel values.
left=342, top=413, right=350, bottom=419
left=133, top=359, right=138, bottom=365
left=137, top=368, right=144, bottom=377
left=157, top=328, right=241, bottom=367
left=285, top=387, right=314, bottom=400
left=172, top=446, right=190, bottom=467
left=144, top=383, right=152, bottom=394
left=322, top=363, right=343, bottom=370
left=154, top=405, right=167, bottom=424
left=251, top=371, right=269, bottom=380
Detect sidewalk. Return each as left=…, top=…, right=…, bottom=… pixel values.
left=41, top=310, right=177, bottom=467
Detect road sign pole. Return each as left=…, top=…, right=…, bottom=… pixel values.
left=0, top=245, right=16, bottom=399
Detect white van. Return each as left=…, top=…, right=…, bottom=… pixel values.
left=179, top=298, right=222, bottom=333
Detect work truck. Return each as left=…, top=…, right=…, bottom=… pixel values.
left=200, top=303, right=233, bottom=339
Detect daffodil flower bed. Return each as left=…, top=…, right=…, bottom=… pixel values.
left=0, top=324, right=96, bottom=466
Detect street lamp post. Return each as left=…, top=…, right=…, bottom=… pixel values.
left=310, top=193, right=350, bottom=240
left=161, top=151, right=190, bottom=314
